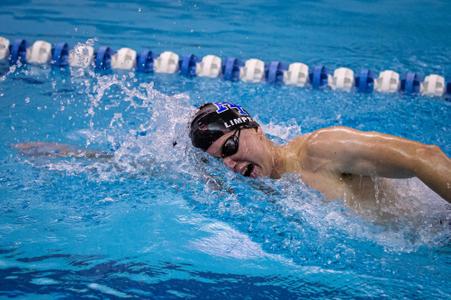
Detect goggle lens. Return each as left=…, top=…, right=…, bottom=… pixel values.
left=221, top=129, right=240, bottom=158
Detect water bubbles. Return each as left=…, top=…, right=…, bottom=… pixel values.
left=262, top=120, right=302, bottom=141
left=98, top=197, right=116, bottom=203
left=6, top=56, right=448, bottom=268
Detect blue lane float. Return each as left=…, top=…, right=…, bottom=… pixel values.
left=222, top=57, right=242, bottom=81
left=266, top=61, right=286, bottom=84
left=0, top=36, right=449, bottom=99
left=95, top=46, right=114, bottom=70
left=136, top=49, right=154, bottom=73
left=356, top=69, right=375, bottom=93
left=401, top=72, right=422, bottom=94
left=51, top=42, right=69, bottom=66
left=310, top=65, right=328, bottom=89
left=10, top=39, right=28, bottom=65
left=180, top=54, right=198, bottom=77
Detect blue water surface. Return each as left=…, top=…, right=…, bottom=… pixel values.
left=0, top=1, right=450, bottom=299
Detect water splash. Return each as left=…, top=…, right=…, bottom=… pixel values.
left=11, top=60, right=450, bottom=258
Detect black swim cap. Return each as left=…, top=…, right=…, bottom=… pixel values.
left=189, top=102, right=259, bottom=151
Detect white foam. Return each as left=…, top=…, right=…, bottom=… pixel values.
left=18, top=70, right=448, bottom=252
left=191, top=222, right=268, bottom=259
left=260, top=119, right=302, bottom=141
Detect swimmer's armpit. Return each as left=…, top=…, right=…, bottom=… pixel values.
left=13, top=142, right=113, bottom=159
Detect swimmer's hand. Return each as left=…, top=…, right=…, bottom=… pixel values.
left=14, top=142, right=113, bottom=159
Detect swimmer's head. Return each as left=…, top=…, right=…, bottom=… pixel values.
left=189, top=102, right=259, bottom=151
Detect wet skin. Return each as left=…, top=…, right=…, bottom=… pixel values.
left=13, top=126, right=451, bottom=220
left=14, top=142, right=113, bottom=159
left=206, top=126, right=451, bottom=208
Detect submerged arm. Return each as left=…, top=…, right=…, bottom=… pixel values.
left=305, top=126, right=451, bottom=202
left=14, top=142, right=113, bottom=159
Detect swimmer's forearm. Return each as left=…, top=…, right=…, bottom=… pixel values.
left=77, top=149, right=114, bottom=159
left=14, top=142, right=113, bottom=160
left=413, top=145, right=451, bottom=203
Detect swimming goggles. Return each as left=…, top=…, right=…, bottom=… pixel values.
left=221, top=129, right=241, bottom=158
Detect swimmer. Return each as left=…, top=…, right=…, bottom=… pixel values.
left=189, top=102, right=451, bottom=208
left=13, top=101, right=451, bottom=215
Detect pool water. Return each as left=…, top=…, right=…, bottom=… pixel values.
left=0, top=1, right=450, bottom=299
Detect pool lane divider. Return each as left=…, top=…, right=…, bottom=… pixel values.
left=0, top=37, right=449, bottom=99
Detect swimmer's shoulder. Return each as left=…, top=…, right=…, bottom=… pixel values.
left=296, top=126, right=358, bottom=175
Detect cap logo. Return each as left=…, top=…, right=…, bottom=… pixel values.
left=213, top=102, right=248, bottom=116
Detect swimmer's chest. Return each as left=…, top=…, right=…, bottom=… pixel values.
left=298, top=170, right=418, bottom=223
left=298, top=169, right=382, bottom=204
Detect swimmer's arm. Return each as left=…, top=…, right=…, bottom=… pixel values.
left=13, top=142, right=113, bottom=159
left=305, top=126, right=451, bottom=202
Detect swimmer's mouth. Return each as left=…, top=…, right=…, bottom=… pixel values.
left=243, top=164, right=254, bottom=177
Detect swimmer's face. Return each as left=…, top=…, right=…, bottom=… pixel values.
left=206, top=127, right=274, bottom=178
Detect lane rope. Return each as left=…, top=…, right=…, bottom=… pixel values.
left=0, top=36, right=449, bottom=98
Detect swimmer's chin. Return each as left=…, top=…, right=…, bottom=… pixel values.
left=251, top=168, right=280, bottom=179
left=249, top=172, right=258, bottom=179
left=250, top=167, right=262, bottom=178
